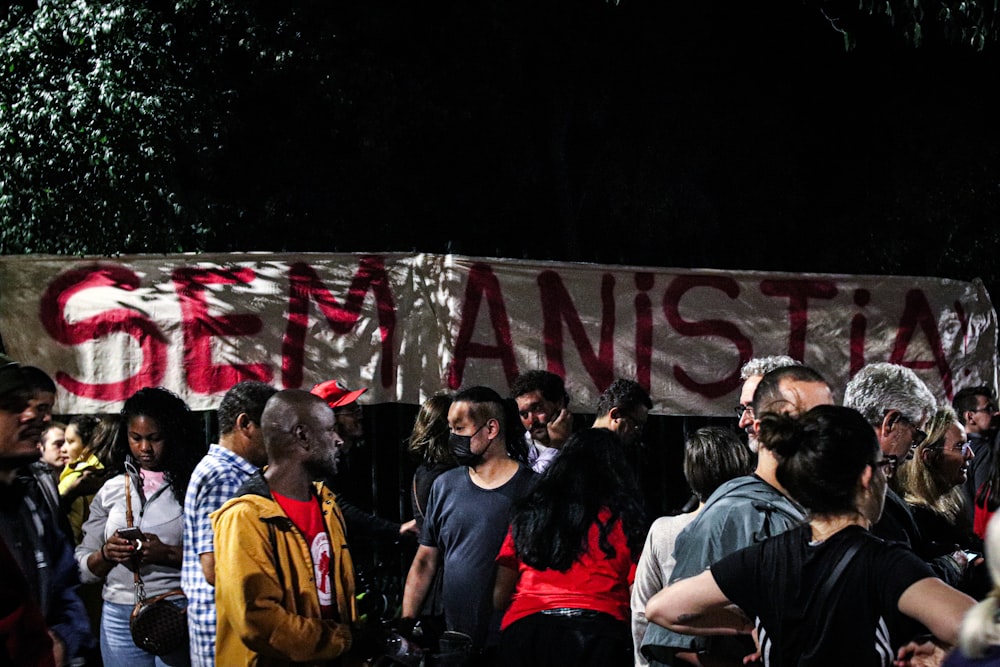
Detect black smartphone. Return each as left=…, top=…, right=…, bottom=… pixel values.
left=116, top=527, right=144, bottom=541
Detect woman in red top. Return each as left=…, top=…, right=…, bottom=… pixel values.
left=493, top=427, right=647, bottom=666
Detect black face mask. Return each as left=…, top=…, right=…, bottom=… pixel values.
left=449, top=423, right=487, bottom=468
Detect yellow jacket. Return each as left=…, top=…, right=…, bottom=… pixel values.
left=211, top=474, right=357, bottom=666
left=58, top=452, right=103, bottom=544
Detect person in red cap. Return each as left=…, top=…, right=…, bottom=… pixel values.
left=309, top=379, right=418, bottom=550
left=310, top=380, right=369, bottom=455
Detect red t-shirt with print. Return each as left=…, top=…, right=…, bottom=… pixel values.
left=272, top=490, right=335, bottom=619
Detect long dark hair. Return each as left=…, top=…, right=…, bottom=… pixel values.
left=111, top=387, right=206, bottom=506
left=406, top=393, right=455, bottom=465
left=509, top=428, right=647, bottom=571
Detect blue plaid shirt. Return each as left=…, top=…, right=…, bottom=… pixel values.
left=181, top=444, right=258, bottom=666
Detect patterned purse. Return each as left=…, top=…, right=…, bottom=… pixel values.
left=124, top=472, right=189, bottom=656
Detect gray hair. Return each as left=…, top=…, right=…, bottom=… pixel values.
left=740, top=355, right=800, bottom=381
left=843, top=362, right=937, bottom=427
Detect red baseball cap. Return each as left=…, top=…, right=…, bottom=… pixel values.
left=310, top=379, right=368, bottom=409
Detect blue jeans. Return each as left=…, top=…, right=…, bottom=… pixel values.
left=100, top=600, right=191, bottom=667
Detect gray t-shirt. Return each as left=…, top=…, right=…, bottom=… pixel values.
left=420, top=464, right=536, bottom=649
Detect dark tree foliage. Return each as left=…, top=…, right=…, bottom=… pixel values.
left=1, top=0, right=1000, bottom=300
left=0, top=0, right=347, bottom=254
left=816, top=0, right=1000, bottom=50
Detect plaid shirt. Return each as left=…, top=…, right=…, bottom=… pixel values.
left=181, top=444, right=258, bottom=666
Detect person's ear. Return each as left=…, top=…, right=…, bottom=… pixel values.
left=608, top=406, right=622, bottom=422
left=860, top=463, right=874, bottom=491
left=880, top=410, right=900, bottom=438
left=486, top=417, right=501, bottom=438
left=237, top=413, right=251, bottom=432
left=919, top=447, right=934, bottom=464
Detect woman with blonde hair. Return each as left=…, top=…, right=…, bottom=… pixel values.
left=896, top=406, right=988, bottom=598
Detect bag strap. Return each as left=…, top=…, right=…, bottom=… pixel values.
left=817, top=538, right=863, bottom=606
left=412, top=476, right=425, bottom=521
left=125, top=474, right=145, bottom=602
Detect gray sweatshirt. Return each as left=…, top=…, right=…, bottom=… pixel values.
left=76, top=472, right=184, bottom=604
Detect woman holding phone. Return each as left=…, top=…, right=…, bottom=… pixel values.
left=76, top=387, right=206, bottom=667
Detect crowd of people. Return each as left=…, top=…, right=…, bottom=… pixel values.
left=3, top=349, right=1000, bottom=666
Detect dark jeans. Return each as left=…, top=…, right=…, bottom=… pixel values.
left=498, top=611, right=631, bottom=667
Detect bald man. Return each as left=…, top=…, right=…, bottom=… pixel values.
left=211, top=389, right=357, bottom=666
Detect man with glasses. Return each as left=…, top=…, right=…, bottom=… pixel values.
left=952, top=385, right=999, bottom=521
left=844, top=362, right=967, bottom=586
left=734, top=355, right=799, bottom=452
left=641, top=364, right=833, bottom=666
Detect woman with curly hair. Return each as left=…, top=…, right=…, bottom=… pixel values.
left=493, top=428, right=647, bottom=666
left=76, top=387, right=207, bottom=667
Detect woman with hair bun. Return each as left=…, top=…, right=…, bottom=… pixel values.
left=647, top=405, right=975, bottom=666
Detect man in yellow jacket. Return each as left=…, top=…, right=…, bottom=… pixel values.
left=212, top=389, right=357, bottom=666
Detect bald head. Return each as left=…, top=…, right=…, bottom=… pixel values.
left=261, top=390, right=343, bottom=474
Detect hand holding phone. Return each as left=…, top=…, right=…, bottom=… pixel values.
left=116, top=527, right=145, bottom=542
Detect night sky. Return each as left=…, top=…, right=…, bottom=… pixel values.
left=266, top=1, right=1000, bottom=302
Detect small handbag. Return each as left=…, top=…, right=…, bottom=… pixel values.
left=124, top=472, right=189, bottom=656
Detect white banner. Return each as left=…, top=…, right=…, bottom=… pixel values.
left=0, top=252, right=994, bottom=416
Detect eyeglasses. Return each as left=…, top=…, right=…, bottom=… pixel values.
left=334, top=406, right=363, bottom=418
left=896, top=414, right=927, bottom=451
left=734, top=404, right=754, bottom=419
left=875, top=456, right=897, bottom=475
left=932, top=441, right=974, bottom=457
left=971, top=404, right=997, bottom=414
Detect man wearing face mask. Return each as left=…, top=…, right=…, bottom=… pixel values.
left=401, top=386, right=536, bottom=664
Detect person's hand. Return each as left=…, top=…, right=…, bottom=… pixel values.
left=48, top=630, right=66, bottom=667
left=948, top=549, right=969, bottom=572
left=136, top=532, right=175, bottom=566
left=102, top=532, right=137, bottom=564
left=399, top=519, right=419, bottom=537
left=546, top=408, right=572, bottom=448
left=742, top=627, right=762, bottom=664
left=895, top=638, right=949, bottom=667
left=63, top=468, right=113, bottom=499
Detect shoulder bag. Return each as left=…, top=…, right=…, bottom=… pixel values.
left=125, top=472, right=189, bottom=656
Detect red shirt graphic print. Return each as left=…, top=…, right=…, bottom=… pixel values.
left=272, top=490, right=335, bottom=618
